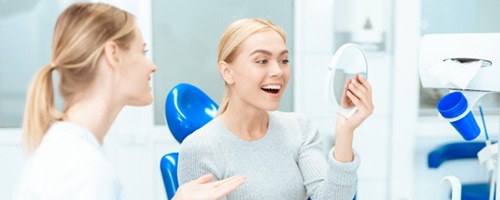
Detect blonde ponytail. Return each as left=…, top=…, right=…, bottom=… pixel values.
left=22, top=64, right=62, bottom=154
left=21, top=3, right=136, bottom=154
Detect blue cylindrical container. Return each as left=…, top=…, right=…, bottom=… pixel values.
left=437, top=92, right=480, bottom=141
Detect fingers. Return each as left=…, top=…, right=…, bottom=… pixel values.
left=347, top=82, right=368, bottom=109
left=341, top=80, right=353, bottom=108
left=345, top=91, right=363, bottom=111
left=356, top=74, right=372, bottom=92
left=347, top=75, right=373, bottom=109
left=357, top=75, right=374, bottom=111
left=346, top=74, right=374, bottom=116
left=194, top=173, right=214, bottom=184
left=349, top=77, right=370, bottom=100
left=212, top=175, right=243, bottom=187
left=214, top=176, right=246, bottom=196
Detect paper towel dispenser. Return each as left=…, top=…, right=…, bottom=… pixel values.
left=419, top=33, right=500, bottom=92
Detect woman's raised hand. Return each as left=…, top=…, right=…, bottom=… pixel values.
left=337, top=74, right=374, bottom=132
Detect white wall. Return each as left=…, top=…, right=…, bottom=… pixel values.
left=390, top=0, right=420, bottom=199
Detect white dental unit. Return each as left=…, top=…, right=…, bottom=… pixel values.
left=419, top=33, right=500, bottom=200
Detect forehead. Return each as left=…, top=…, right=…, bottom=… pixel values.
left=239, top=30, right=286, bottom=53
left=132, top=27, right=145, bottom=44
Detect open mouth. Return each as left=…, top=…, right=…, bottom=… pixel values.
left=261, top=85, right=281, bottom=94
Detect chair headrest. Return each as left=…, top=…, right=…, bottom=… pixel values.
left=165, top=83, right=219, bottom=143
left=427, top=142, right=487, bottom=168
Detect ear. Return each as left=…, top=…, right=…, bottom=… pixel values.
left=102, top=41, right=121, bottom=68
left=218, top=61, right=234, bottom=84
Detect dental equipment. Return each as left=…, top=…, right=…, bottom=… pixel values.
left=420, top=33, right=500, bottom=200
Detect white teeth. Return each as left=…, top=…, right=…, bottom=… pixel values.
left=262, top=85, right=281, bottom=90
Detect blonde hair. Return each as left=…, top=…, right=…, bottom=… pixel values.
left=217, top=18, right=286, bottom=115
left=22, top=3, right=136, bottom=154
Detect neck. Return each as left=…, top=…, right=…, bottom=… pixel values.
left=64, top=93, right=123, bottom=145
left=220, top=102, right=269, bottom=141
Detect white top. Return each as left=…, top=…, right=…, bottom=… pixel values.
left=14, top=122, right=123, bottom=200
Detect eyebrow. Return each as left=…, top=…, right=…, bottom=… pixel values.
left=249, top=49, right=288, bottom=56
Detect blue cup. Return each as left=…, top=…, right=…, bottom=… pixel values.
left=437, top=92, right=480, bottom=141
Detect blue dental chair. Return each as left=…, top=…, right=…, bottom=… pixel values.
left=427, top=142, right=492, bottom=200
left=160, top=83, right=219, bottom=200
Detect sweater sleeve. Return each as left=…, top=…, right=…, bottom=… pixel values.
left=296, top=114, right=360, bottom=200
left=177, top=133, right=220, bottom=186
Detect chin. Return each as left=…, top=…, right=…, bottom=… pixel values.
left=143, top=99, right=153, bottom=106
left=264, top=104, right=280, bottom=111
left=143, top=97, right=154, bottom=106
left=130, top=96, right=153, bottom=106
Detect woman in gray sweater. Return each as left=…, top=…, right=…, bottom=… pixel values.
left=178, top=18, right=374, bottom=200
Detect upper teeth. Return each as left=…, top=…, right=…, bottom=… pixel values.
left=262, top=85, right=281, bottom=90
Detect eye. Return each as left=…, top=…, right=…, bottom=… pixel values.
left=143, top=48, right=149, bottom=54
left=281, top=59, right=289, bottom=64
left=257, top=60, right=268, bottom=64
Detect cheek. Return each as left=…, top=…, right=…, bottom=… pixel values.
left=283, top=67, right=291, bottom=81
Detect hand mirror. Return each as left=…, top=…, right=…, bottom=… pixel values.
left=326, top=43, right=368, bottom=118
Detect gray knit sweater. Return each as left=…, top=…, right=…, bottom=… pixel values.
left=178, top=111, right=359, bottom=200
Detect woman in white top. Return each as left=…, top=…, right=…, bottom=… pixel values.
left=14, top=3, right=245, bottom=200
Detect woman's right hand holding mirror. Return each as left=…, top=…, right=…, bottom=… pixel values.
left=338, top=74, right=374, bottom=131
left=334, top=74, right=374, bottom=162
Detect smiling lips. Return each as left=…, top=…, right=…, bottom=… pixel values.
left=261, top=84, right=281, bottom=94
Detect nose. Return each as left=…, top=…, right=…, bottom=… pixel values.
left=269, top=60, right=283, bottom=77
left=151, top=63, right=157, bottom=73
